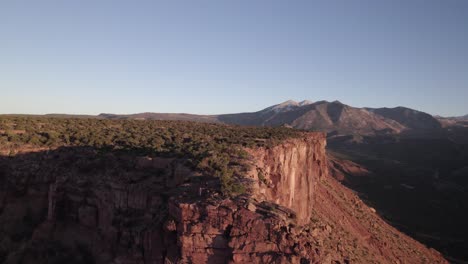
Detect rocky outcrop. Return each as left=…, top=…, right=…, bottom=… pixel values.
left=246, top=133, right=327, bottom=225
left=167, top=198, right=314, bottom=264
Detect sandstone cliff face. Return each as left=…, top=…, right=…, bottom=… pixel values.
left=246, top=133, right=327, bottom=225
left=0, top=136, right=448, bottom=264
left=167, top=198, right=312, bottom=263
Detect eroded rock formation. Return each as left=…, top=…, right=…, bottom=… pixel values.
left=0, top=134, right=447, bottom=263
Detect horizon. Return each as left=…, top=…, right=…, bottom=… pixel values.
left=1, top=1, right=468, bottom=116
left=0, top=99, right=464, bottom=118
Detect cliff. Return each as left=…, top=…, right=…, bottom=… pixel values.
left=0, top=133, right=447, bottom=263
left=245, top=133, right=327, bottom=225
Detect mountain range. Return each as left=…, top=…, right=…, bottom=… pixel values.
left=94, top=100, right=457, bottom=136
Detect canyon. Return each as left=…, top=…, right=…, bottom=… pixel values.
left=0, top=129, right=447, bottom=263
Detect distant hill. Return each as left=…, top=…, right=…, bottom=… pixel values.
left=453, top=114, right=468, bottom=121
left=45, top=113, right=99, bottom=119
left=366, top=106, right=442, bottom=130
left=436, top=114, right=468, bottom=127
left=98, top=112, right=218, bottom=123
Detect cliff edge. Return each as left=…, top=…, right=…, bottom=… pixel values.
left=0, top=132, right=447, bottom=263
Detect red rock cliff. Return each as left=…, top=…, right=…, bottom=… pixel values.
left=246, top=133, right=327, bottom=225
left=0, top=136, right=447, bottom=264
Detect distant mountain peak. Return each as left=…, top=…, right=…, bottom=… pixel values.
left=298, top=100, right=313, bottom=106
left=279, top=100, right=298, bottom=106
left=267, top=99, right=313, bottom=113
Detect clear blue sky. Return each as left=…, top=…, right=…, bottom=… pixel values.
left=1, top=0, right=467, bottom=116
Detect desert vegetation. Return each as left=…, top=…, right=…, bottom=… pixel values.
left=0, top=116, right=301, bottom=196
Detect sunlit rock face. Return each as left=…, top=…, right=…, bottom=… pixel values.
left=246, top=132, right=328, bottom=225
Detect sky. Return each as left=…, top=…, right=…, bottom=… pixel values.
left=1, top=0, right=467, bottom=116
